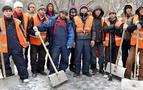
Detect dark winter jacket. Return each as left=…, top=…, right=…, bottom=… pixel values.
left=91, top=6, right=104, bottom=42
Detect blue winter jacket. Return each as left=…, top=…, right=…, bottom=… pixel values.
left=36, top=19, right=75, bottom=47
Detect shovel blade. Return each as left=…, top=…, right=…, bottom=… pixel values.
left=121, top=78, right=143, bottom=90
left=48, top=70, right=68, bottom=87
left=106, top=62, right=126, bottom=78
left=0, top=75, right=21, bottom=89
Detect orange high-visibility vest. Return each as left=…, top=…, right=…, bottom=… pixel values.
left=29, top=15, right=48, bottom=46
left=105, top=20, right=122, bottom=46
left=0, top=17, right=28, bottom=53
left=23, top=14, right=29, bottom=36
left=131, top=15, right=143, bottom=48
left=74, top=15, right=93, bottom=33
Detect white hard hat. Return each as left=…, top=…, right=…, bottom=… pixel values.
left=13, top=1, right=23, bottom=8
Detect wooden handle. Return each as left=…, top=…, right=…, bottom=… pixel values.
left=38, top=33, right=59, bottom=73
left=134, top=29, right=139, bottom=79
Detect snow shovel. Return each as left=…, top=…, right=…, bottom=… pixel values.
left=36, top=30, right=68, bottom=87
left=106, top=27, right=126, bottom=78
left=121, top=28, right=143, bottom=90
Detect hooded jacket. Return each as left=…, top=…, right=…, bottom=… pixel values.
left=91, top=6, right=104, bottom=42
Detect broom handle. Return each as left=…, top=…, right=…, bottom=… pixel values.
left=37, top=31, right=59, bottom=73
left=115, top=28, right=126, bottom=65
left=134, top=28, right=139, bottom=79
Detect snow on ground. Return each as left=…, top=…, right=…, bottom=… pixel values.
left=0, top=70, right=121, bottom=90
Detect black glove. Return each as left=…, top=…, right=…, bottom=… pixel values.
left=139, top=21, right=143, bottom=27
left=127, top=24, right=137, bottom=33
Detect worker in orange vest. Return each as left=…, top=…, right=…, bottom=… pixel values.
left=0, top=5, right=29, bottom=83
left=29, top=4, right=48, bottom=77
left=103, top=9, right=123, bottom=66
left=121, top=5, right=134, bottom=68
left=125, top=5, right=143, bottom=80
left=73, top=4, right=93, bottom=77
left=13, top=1, right=32, bottom=69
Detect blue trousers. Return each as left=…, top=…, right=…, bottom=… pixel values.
left=49, top=45, right=70, bottom=74
left=74, top=40, right=91, bottom=74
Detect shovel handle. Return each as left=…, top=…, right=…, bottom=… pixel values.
left=115, top=28, right=126, bottom=65
left=134, top=28, right=139, bottom=79
left=0, top=43, right=6, bottom=79
left=36, top=30, right=59, bottom=73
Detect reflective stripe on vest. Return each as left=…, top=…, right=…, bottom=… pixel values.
left=74, top=16, right=93, bottom=33
left=30, top=15, right=48, bottom=45
left=0, top=17, right=28, bottom=53
left=105, top=20, right=122, bottom=46
left=131, top=15, right=143, bottom=48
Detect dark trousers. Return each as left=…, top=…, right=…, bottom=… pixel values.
left=91, top=42, right=104, bottom=69
left=74, top=40, right=91, bottom=74
left=122, top=40, right=130, bottom=67
left=69, top=48, right=75, bottom=70
left=30, top=44, right=46, bottom=74
left=49, top=45, right=70, bottom=74
left=0, top=48, right=28, bottom=80
left=105, top=45, right=119, bottom=66
left=24, top=46, right=29, bottom=69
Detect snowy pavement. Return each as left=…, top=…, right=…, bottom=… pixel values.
left=0, top=70, right=121, bottom=90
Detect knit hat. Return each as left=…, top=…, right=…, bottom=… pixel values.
left=2, top=5, right=12, bottom=12
left=13, top=1, right=23, bottom=8
left=80, top=3, right=88, bottom=9
left=60, top=9, right=68, bottom=15
left=38, top=4, right=46, bottom=11
left=109, top=9, right=116, bottom=15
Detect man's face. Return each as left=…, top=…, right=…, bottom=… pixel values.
left=3, top=10, right=13, bottom=18
left=139, top=8, right=143, bottom=16
left=109, top=13, right=116, bottom=19
left=60, top=12, right=66, bottom=19
left=70, top=9, right=77, bottom=16
left=39, top=8, right=46, bottom=16
left=48, top=4, right=53, bottom=11
left=94, top=9, right=101, bottom=17
left=29, top=4, right=35, bottom=13
left=126, top=8, right=132, bottom=15
left=14, top=7, right=23, bottom=13
left=80, top=8, right=88, bottom=14
left=87, top=11, right=92, bottom=16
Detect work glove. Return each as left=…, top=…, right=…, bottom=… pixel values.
left=35, top=31, right=40, bottom=36
left=123, top=23, right=128, bottom=30
left=33, top=26, right=40, bottom=36
left=90, top=40, right=95, bottom=47
left=45, top=42, right=49, bottom=46
left=137, top=23, right=141, bottom=30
